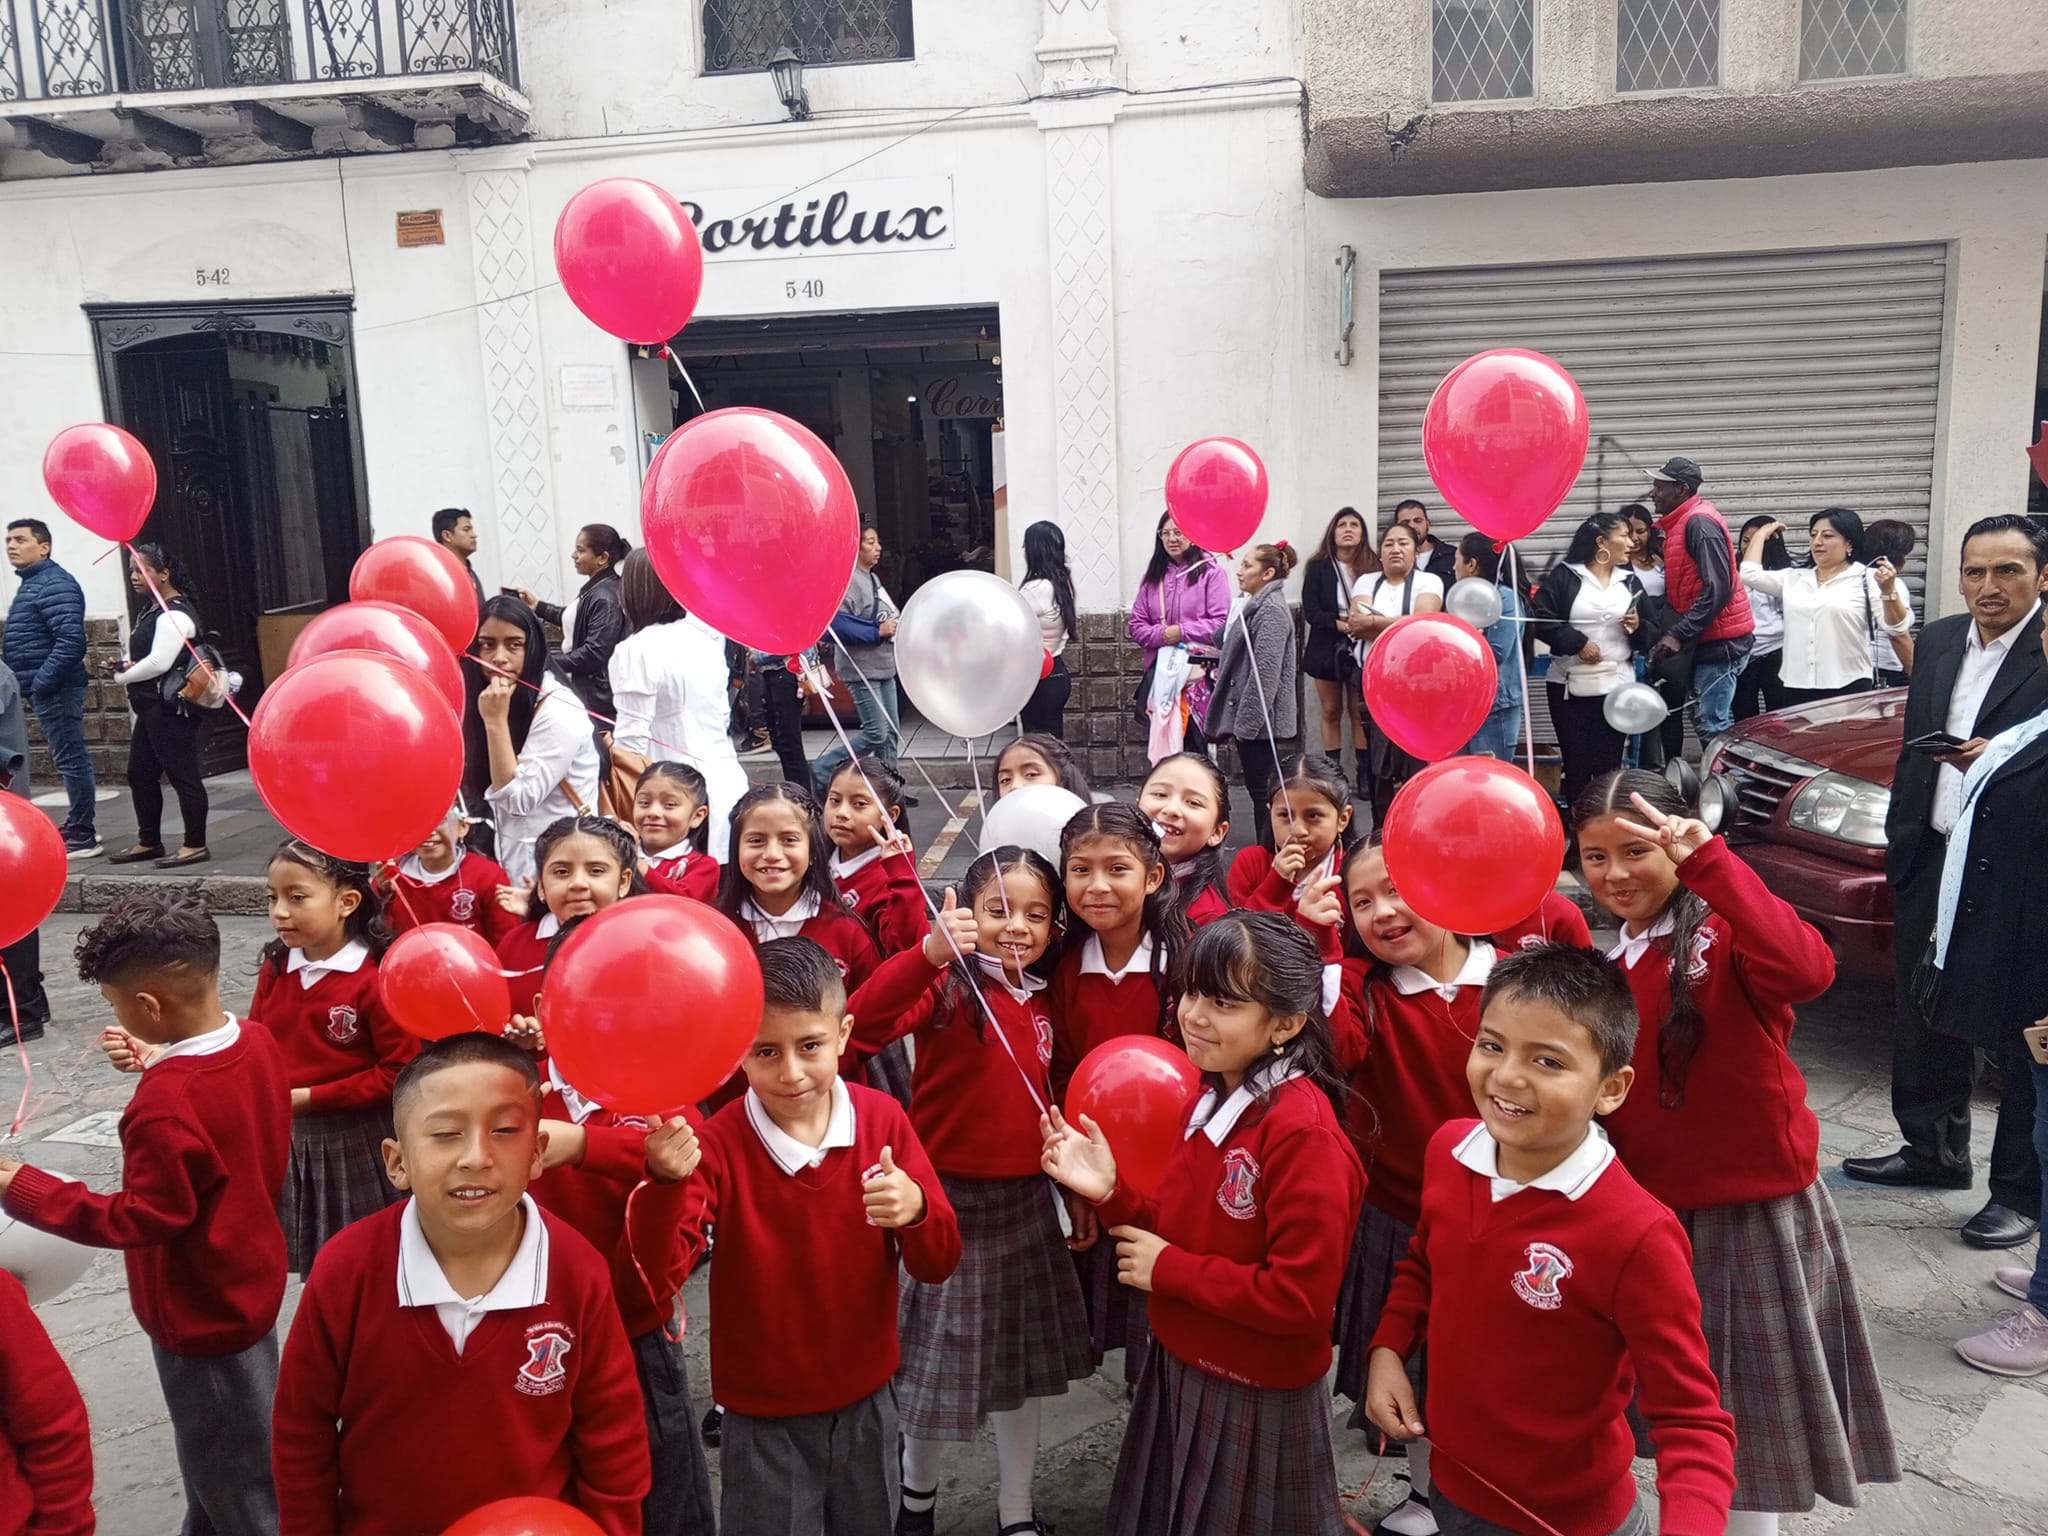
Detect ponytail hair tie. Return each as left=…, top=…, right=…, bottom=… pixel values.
left=1276, top=539, right=1291, bottom=550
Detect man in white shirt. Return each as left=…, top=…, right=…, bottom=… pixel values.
left=1845, top=516, right=2048, bottom=1251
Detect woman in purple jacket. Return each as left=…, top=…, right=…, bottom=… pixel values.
left=1128, top=510, right=1232, bottom=754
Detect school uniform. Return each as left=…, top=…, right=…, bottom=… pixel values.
left=696, top=1080, right=961, bottom=1536
left=1225, top=846, right=1343, bottom=962
left=1605, top=837, right=1897, bottom=1512
left=1493, top=889, right=1593, bottom=952
left=4, top=1017, right=290, bottom=1536
left=1373, top=1121, right=1737, bottom=1536
left=273, top=1197, right=650, bottom=1536
left=496, top=914, right=555, bottom=1020
left=384, top=850, right=518, bottom=945
left=1096, top=1071, right=1363, bottom=1536
left=1169, top=857, right=1232, bottom=931
left=829, top=843, right=928, bottom=958
left=848, top=947, right=1092, bottom=1442
left=735, top=891, right=901, bottom=1106
left=643, top=846, right=719, bottom=903
left=251, top=941, right=416, bottom=1273
left=0, top=1269, right=93, bottom=1536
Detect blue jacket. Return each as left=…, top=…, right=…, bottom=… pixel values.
left=3, top=557, right=89, bottom=693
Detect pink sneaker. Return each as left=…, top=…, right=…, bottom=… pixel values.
left=1994, top=1266, right=2035, bottom=1302
left=1956, top=1306, right=2048, bottom=1377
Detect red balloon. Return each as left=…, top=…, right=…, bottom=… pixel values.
left=443, top=1497, right=603, bottom=1536
left=288, top=601, right=465, bottom=716
left=1382, top=757, right=1566, bottom=936
left=1421, top=349, right=1589, bottom=543
left=641, top=408, right=860, bottom=655
left=349, top=536, right=479, bottom=655
left=1360, top=613, right=1499, bottom=763
left=553, top=177, right=705, bottom=345
left=248, top=652, right=463, bottom=862
left=1163, top=437, right=1268, bottom=552
left=42, top=423, right=157, bottom=543
left=1040, top=648, right=1056, bottom=681
left=379, top=923, right=513, bottom=1041
left=1065, top=1037, right=1202, bottom=1199
left=542, top=898, right=763, bottom=1113
left=0, top=795, right=67, bottom=951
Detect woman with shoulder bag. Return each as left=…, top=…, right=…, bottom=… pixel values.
left=1530, top=512, right=1645, bottom=808
left=1129, top=510, right=1232, bottom=756
left=1303, top=507, right=1377, bottom=790
left=1350, top=522, right=1445, bottom=816
left=106, top=544, right=211, bottom=868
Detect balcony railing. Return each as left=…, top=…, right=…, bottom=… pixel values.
left=701, top=0, right=911, bottom=76
left=0, top=0, right=518, bottom=103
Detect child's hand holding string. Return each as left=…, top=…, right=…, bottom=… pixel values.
left=504, top=1014, right=546, bottom=1053
left=861, top=1145, right=926, bottom=1228
left=1364, top=1346, right=1426, bottom=1441
left=1039, top=1106, right=1116, bottom=1202
left=1062, top=1188, right=1101, bottom=1251
left=1110, top=1226, right=1165, bottom=1292
left=97, top=1027, right=157, bottom=1074
left=923, top=889, right=978, bottom=969
left=1273, top=832, right=1311, bottom=884
left=1614, top=790, right=1711, bottom=867
left=1296, top=870, right=1343, bottom=931
left=870, top=823, right=916, bottom=860
left=644, top=1115, right=701, bottom=1183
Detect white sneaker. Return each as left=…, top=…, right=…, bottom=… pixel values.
left=1994, top=1265, right=2036, bottom=1302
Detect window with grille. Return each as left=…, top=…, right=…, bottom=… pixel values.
left=1432, top=0, right=1536, bottom=103
left=702, top=0, right=913, bottom=74
left=1800, top=0, right=1907, bottom=81
left=1616, top=0, right=1720, bottom=91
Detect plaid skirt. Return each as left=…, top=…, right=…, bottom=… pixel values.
left=866, top=1038, right=914, bottom=1107
left=1109, top=1345, right=1346, bottom=1536
left=1682, top=1178, right=1900, bottom=1512
left=1078, top=1232, right=1153, bottom=1389
left=1331, top=1200, right=1418, bottom=1407
left=895, top=1174, right=1093, bottom=1441
left=285, top=1107, right=402, bottom=1276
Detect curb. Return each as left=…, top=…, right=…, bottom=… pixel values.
left=60, top=872, right=271, bottom=917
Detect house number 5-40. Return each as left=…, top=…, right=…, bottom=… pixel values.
left=784, top=278, right=824, bottom=299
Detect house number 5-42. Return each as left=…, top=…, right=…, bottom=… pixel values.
left=195, top=267, right=231, bottom=286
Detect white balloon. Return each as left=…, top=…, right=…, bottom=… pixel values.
left=979, top=784, right=1088, bottom=869
left=0, top=1203, right=96, bottom=1305
left=1603, top=681, right=1670, bottom=735
left=895, top=571, right=1045, bottom=740
left=1445, top=577, right=1503, bottom=630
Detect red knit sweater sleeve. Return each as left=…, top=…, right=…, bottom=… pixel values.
left=879, top=1103, right=963, bottom=1285
left=1678, top=836, right=1836, bottom=1012
left=848, top=947, right=946, bottom=1051
left=303, top=977, right=419, bottom=1115
left=1369, top=1132, right=1438, bottom=1361
left=1330, top=961, right=1371, bottom=1075
left=272, top=1267, right=345, bottom=1536
left=4, top=1117, right=207, bottom=1249
left=1227, top=846, right=1288, bottom=911
left=562, top=1275, right=653, bottom=1533
left=874, top=850, right=931, bottom=956
left=837, top=915, right=882, bottom=993
left=0, top=1272, right=94, bottom=1536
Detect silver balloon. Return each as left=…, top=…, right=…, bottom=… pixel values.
left=1603, top=680, right=1670, bottom=735
left=0, top=1198, right=96, bottom=1304
left=979, top=784, right=1088, bottom=868
left=896, top=570, right=1045, bottom=739
left=1445, top=577, right=1503, bottom=630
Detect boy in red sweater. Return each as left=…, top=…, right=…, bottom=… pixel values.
left=1365, top=944, right=1735, bottom=1536
left=0, top=1268, right=94, bottom=1536
left=693, top=937, right=960, bottom=1536
left=0, top=892, right=290, bottom=1536
left=273, top=1034, right=650, bottom=1536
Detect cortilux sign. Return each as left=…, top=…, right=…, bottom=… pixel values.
left=681, top=177, right=954, bottom=261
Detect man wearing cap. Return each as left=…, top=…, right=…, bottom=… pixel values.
left=1645, top=457, right=1753, bottom=745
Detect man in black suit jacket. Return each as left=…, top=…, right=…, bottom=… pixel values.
left=1844, top=515, right=2048, bottom=1249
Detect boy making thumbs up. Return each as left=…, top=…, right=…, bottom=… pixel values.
left=690, top=936, right=960, bottom=1536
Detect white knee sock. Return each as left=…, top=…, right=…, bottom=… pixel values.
left=1408, top=1440, right=1431, bottom=1499
left=1724, top=1514, right=1780, bottom=1536
left=899, top=1436, right=943, bottom=1509
left=1375, top=1441, right=1438, bottom=1535
left=991, top=1399, right=1043, bottom=1527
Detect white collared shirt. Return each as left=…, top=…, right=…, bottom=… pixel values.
left=1934, top=599, right=2044, bottom=834
left=396, top=1193, right=549, bottom=1354
left=1607, top=911, right=1675, bottom=971
left=1451, top=1121, right=1616, bottom=1203
left=973, top=952, right=1048, bottom=1003
left=830, top=844, right=888, bottom=883
left=535, top=912, right=561, bottom=941
left=1390, top=939, right=1496, bottom=1001
left=744, top=1077, right=857, bottom=1175
left=396, top=852, right=463, bottom=887
left=547, top=1059, right=601, bottom=1126
left=1188, top=1064, right=1304, bottom=1144
left=744, top=891, right=821, bottom=943
left=287, top=939, right=369, bottom=991
left=1740, top=560, right=1912, bottom=690
left=147, top=1013, right=241, bottom=1067
left=1078, top=931, right=1155, bottom=984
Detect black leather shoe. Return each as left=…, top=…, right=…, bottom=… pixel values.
left=894, top=1495, right=935, bottom=1536
left=1841, top=1149, right=1972, bottom=1191
left=1962, top=1202, right=2041, bottom=1251
left=0, top=1017, right=46, bottom=1048
left=699, top=1404, right=721, bottom=1447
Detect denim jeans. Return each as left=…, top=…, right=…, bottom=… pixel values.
left=1463, top=703, right=1523, bottom=760
left=2030, top=1057, right=2048, bottom=1312
left=28, top=684, right=95, bottom=842
left=812, top=675, right=899, bottom=797
left=1689, top=650, right=1746, bottom=744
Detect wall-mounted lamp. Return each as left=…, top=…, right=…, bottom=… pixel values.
left=768, top=47, right=810, bottom=122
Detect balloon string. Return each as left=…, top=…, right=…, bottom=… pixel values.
left=1231, top=602, right=1297, bottom=835
left=620, top=1175, right=669, bottom=1329
left=668, top=353, right=707, bottom=416
left=2, top=958, right=30, bottom=1141
left=1510, top=546, right=1537, bottom=780
left=1336, top=1437, right=1567, bottom=1536
left=125, top=543, right=256, bottom=729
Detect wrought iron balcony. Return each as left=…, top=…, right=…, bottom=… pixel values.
left=702, top=0, right=912, bottom=76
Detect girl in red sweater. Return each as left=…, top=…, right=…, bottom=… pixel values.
left=1574, top=770, right=1899, bottom=1534
left=823, top=755, right=926, bottom=958
left=633, top=761, right=719, bottom=902
left=1042, top=911, right=1364, bottom=1536
left=496, top=816, right=647, bottom=1025
left=379, top=804, right=518, bottom=944
left=0, top=1268, right=94, bottom=1536
left=250, top=842, right=414, bottom=1275
left=848, top=848, right=1091, bottom=1536
left=1138, top=751, right=1233, bottom=929
left=995, top=732, right=1092, bottom=800
left=1227, top=753, right=1356, bottom=962
left=714, top=783, right=882, bottom=991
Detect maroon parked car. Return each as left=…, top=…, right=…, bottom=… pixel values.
left=1699, top=688, right=1906, bottom=981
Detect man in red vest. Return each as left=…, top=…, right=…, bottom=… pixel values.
left=1647, top=457, right=1754, bottom=744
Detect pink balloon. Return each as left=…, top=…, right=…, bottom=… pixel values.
left=1360, top=614, right=1499, bottom=762
left=288, top=602, right=465, bottom=716
left=554, top=178, right=706, bottom=344
left=1383, top=757, right=1566, bottom=936
left=349, top=537, right=479, bottom=655
left=641, top=408, right=860, bottom=655
left=42, top=424, right=157, bottom=543
left=1421, top=349, right=1590, bottom=543
left=1164, top=437, right=1268, bottom=552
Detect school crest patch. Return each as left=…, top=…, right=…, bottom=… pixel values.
left=1685, top=926, right=1718, bottom=983
left=1511, top=1242, right=1574, bottom=1311
left=450, top=888, right=477, bottom=922
left=324, top=1005, right=359, bottom=1044
left=516, top=1323, right=574, bottom=1396
left=1215, top=1148, right=1261, bottom=1220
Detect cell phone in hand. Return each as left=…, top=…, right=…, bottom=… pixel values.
left=1906, top=731, right=1966, bottom=755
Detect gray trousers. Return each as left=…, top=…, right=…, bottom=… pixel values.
left=719, top=1384, right=899, bottom=1536
left=1434, top=1485, right=1649, bottom=1536
left=634, top=1326, right=717, bottom=1536
left=151, top=1333, right=280, bottom=1536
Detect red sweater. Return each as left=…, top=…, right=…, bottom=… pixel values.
left=1047, top=938, right=1174, bottom=1100
left=849, top=948, right=1054, bottom=1179
left=497, top=920, right=551, bottom=1020
left=1374, top=1123, right=1736, bottom=1536
left=1227, top=846, right=1343, bottom=961
left=383, top=852, right=518, bottom=945
left=1184, top=882, right=1230, bottom=929
left=1098, top=1076, right=1362, bottom=1390
left=643, top=851, right=719, bottom=903
left=1494, top=890, right=1593, bottom=952
left=1605, top=837, right=1833, bottom=1210
left=273, top=1202, right=649, bottom=1536
left=3, top=1024, right=289, bottom=1356
left=1334, top=957, right=1489, bottom=1229
left=831, top=848, right=928, bottom=956
left=529, top=1094, right=709, bottom=1341
left=700, top=909, right=888, bottom=1113
left=0, top=1271, right=94, bottom=1536
left=251, top=955, right=417, bottom=1115
left=694, top=1085, right=961, bottom=1415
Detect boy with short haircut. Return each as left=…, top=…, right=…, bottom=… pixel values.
left=272, top=1034, right=649, bottom=1536
left=0, top=891, right=291, bottom=1536
left=1365, top=943, right=1736, bottom=1536
left=692, top=937, right=961, bottom=1536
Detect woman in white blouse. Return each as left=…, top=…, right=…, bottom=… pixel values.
left=606, top=549, right=750, bottom=861
left=1017, top=519, right=1078, bottom=739
left=1740, top=508, right=1912, bottom=706
left=1530, top=512, right=1645, bottom=807
left=106, top=543, right=209, bottom=866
